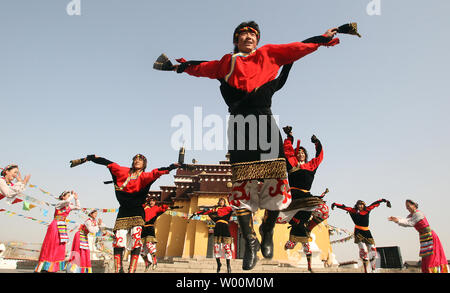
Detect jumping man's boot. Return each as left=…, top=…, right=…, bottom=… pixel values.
left=259, top=210, right=279, bottom=259
left=236, top=209, right=260, bottom=270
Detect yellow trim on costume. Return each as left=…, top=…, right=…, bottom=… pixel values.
left=289, top=187, right=310, bottom=193
left=224, top=50, right=256, bottom=82
left=235, top=209, right=252, bottom=216
left=216, top=220, right=229, bottom=225
left=355, top=225, right=369, bottom=231
left=115, top=170, right=143, bottom=191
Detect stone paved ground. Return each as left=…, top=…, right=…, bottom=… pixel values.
left=8, top=257, right=420, bottom=273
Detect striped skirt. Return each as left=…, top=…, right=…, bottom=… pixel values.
left=419, top=227, right=433, bottom=257
left=419, top=228, right=448, bottom=273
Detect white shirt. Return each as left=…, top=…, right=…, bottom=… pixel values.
left=395, top=210, right=425, bottom=227
left=84, top=217, right=105, bottom=234
left=55, top=195, right=81, bottom=211
left=0, top=178, right=26, bottom=202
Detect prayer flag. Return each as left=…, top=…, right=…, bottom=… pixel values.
left=23, top=201, right=30, bottom=211
left=11, top=198, right=23, bottom=205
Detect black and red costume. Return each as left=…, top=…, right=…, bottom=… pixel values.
left=87, top=156, right=177, bottom=273
left=332, top=199, right=390, bottom=272
left=173, top=23, right=339, bottom=270
left=332, top=200, right=387, bottom=245
left=278, top=133, right=329, bottom=272
left=142, top=204, right=171, bottom=243
left=91, top=157, right=174, bottom=230
left=195, top=205, right=234, bottom=273
left=141, top=203, right=179, bottom=270
left=199, top=206, right=234, bottom=244
left=278, top=133, right=328, bottom=227
left=284, top=134, right=324, bottom=199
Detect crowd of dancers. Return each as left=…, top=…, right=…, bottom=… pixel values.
left=1, top=20, right=448, bottom=274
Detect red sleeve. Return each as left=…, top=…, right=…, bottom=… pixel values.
left=300, top=147, right=323, bottom=172
left=141, top=168, right=169, bottom=185
left=217, top=206, right=233, bottom=217
left=262, top=42, right=320, bottom=66
left=143, top=205, right=152, bottom=221
left=148, top=168, right=169, bottom=180
left=107, top=163, right=128, bottom=177
left=202, top=208, right=215, bottom=215
left=366, top=200, right=382, bottom=212
left=284, top=137, right=298, bottom=167
left=335, top=203, right=355, bottom=213
left=184, top=54, right=231, bottom=79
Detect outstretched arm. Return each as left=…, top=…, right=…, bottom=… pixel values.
left=189, top=208, right=210, bottom=219
left=389, top=211, right=424, bottom=227
left=302, top=28, right=338, bottom=44
left=143, top=163, right=180, bottom=183
left=366, top=198, right=390, bottom=212
left=174, top=54, right=231, bottom=79
left=266, top=28, right=339, bottom=66
left=331, top=203, right=355, bottom=213
left=157, top=163, right=180, bottom=172
left=199, top=208, right=216, bottom=216
left=87, top=155, right=113, bottom=166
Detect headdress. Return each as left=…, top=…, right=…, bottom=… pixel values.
left=233, top=21, right=261, bottom=44
left=88, top=209, right=98, bottom=217
left=406, top=199, right=418, bottom=209
left=1, top=164, right=18, bottom=177
left=59, top=190, right=72, bottom=200
left=132, top=154, right=147, bottom=171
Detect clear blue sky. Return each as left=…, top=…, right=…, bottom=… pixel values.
left=1, top=0, right=449, bottom=263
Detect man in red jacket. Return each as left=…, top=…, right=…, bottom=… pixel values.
left=172, top=21, right=339, bottom=270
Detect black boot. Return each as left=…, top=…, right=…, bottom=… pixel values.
left=216, top=258, right=222, bottom=273
left=237, top=209, right=260, bottom=270
left=259, top=210, right=279, bottom=259
left=226, top=259, right=231, bottom=273
left=306, top=254, right=313, bottom=273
